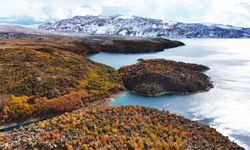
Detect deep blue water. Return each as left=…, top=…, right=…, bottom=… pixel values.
left=88, top=39, right=250, bottom=149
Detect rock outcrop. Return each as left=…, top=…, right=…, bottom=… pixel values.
left=119, top=59, right=213, bottom=96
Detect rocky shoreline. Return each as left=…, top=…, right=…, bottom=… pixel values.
left=119, top=59, right=214, bottom=96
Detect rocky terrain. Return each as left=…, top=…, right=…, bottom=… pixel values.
left=0, top=106, right=243, bottom=150
left=38, top=15, right=250, bottom=38
left=119, top=59, right=213, bottom=96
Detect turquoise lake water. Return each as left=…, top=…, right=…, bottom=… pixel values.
left=88, top=39, right=250, bottom=149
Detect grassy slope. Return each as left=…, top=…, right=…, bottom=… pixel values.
left=0, top=47, right=124, bottom=125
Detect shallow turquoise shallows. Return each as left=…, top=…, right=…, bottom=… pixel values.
left=88, top=39, right=250, bottom=149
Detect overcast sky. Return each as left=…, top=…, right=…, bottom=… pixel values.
left=0, top=0, right=249, bottom=27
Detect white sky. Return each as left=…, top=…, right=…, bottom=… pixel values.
left=0, top=0, right=249, bottom=27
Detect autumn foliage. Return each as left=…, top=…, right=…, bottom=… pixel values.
left=0, top=47, right=124, bottom=125
left=0, top=106, right=243, bottom=149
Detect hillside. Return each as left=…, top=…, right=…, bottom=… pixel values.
left=0, top=46, right=124, bottom=126
left=38, top=15, right=250, bottom=38
left=0, top=31, right=184, bottom=54
left=0, top=106, right=243, bottom=149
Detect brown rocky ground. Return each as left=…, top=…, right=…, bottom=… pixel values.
left=119, top=59, right=213, bottom=96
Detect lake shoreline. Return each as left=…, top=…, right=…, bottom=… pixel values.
left=0, top=33, right=248, bottom=149
left=88, top=39, right=250, bottom=149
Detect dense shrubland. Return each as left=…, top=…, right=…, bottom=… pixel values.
left=0, top=106, right=243, bottom=149
left=0, top=47, right=124, bottom=125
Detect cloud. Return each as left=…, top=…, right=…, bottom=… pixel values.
left=0, top=0, right=249, bottom=27
left=0, top=0, right=103, bottom=21
left=204, top=0, right=250, bottom=27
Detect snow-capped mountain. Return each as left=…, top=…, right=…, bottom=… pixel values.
left=38, top=15, right=250, bottom=38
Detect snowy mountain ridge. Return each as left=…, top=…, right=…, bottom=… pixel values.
left=38, top=15, right=250, bottom=38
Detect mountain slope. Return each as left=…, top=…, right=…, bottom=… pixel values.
left=38, top=15, right=250, bottom=38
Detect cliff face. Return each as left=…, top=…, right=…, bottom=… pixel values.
left=119, top=59, right=213, bottom=96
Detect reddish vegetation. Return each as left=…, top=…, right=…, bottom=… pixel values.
left=0, top=106, right=243, bottom=149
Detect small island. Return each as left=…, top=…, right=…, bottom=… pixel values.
left=119, top=59, right=213, bottom=96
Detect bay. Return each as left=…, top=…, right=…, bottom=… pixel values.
left=88, top=39, right=250, bottom=149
